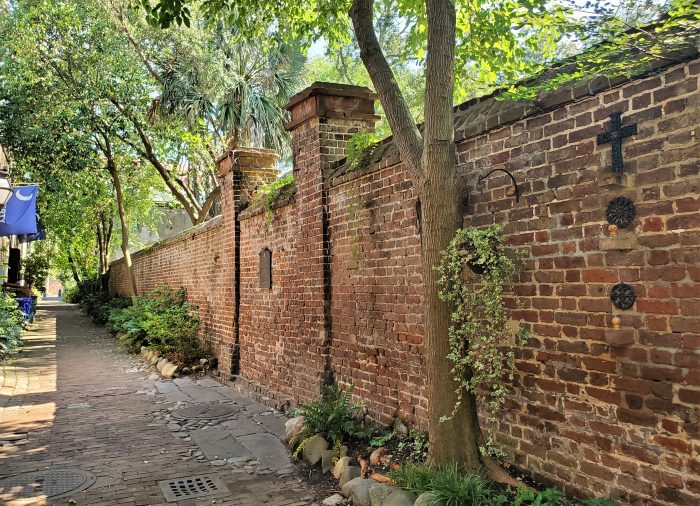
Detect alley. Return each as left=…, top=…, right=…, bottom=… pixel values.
left=0, top=302, right=312, bottom=505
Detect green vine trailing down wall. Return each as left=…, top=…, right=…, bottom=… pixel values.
left=435, top=224, right=529, bottom=419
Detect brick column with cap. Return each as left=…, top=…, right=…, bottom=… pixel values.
left=284, top=82, right=378, bottom=399
left=216, top=147, right=279, bottom=376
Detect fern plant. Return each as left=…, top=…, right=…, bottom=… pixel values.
left=290, top=384, right=365, bottom=448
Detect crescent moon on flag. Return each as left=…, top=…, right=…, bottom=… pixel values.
left=14, top=188, right=33, bottom=201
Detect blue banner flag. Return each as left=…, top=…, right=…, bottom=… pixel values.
left=0, top=185, right=38, bottom=237
left=19, top=213, right=46, bottom=243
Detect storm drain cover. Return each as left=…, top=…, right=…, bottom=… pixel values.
left=159, top=474, right=228, bottom=502
left=172, top=403, right=239, bottom=421
left=0, top=469, right=96, bottom=500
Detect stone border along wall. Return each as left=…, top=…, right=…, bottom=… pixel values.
left=110, top=55, right=700, bottom=505
left=109, top=214, right=235, bottom=370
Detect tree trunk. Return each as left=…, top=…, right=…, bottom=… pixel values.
left=420, top=174, right=482, bottom=470
left=107, top=160, right=137, bottom=296
left=351, top=0, right=482, bottom=469
left=422, top=0, right=481, bottom=471
left=67, top=250, right=81, bottom=285
left=97, top=224, right=105, bottom=275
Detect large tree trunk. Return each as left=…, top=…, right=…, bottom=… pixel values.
left=107, top=160, right=137, bottom=296
left=351, top=0, right=482, bottom=469
left=420, top=169, right=482, bottom=470
left=421, top=0, right=481, bottom=471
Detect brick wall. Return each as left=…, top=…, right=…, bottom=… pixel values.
left=238, top=201, right=306, bottom=399
left=455, top=58, right=700, bottom=504
left=327, top=159, right=426, bottom=425
left=109, top=216, right=234, bottom=363
left=110, top=61, right=700, bottom=505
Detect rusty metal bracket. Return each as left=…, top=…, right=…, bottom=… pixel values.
left=477, top=168, right=520, bottom=202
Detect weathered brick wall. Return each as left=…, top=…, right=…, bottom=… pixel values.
left=456, top=59, right=700, bottom=504
left=109, top=215, right=234, bottom=363
left=327, top=160, right=426, bottom=425
left=110, top=62, right=700, bottom=504
left=237, top=201, right=308, bottom=399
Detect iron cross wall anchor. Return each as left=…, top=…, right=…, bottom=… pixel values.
left=597, top=112, right=638, bottom=175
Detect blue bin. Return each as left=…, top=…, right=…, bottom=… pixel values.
left=16, top=296, right=37, bottom=322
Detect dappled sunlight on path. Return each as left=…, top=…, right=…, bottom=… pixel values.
left=0, top=302, right=311, bottom=505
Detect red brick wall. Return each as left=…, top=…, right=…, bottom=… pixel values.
left=327, top=161, right=426, bottom=425
left=109, top=215, right=235, bottom=368
left=237, top=202, right=308, bottom=399
left=457, top=59, right=699, bottom=504
left=110, top=64, right=700, bottom=504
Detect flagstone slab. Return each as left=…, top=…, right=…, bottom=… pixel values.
left=190, top=428, right=253, bottom=460
left=253, top=414, right=288, bottom=438
left=219, top=417, right=267, bottom=437
left=154, top=381, right=191, bottom=402
left=173, top=378, right=227, bottom=402
left=238, top=432, right=291, bottom=471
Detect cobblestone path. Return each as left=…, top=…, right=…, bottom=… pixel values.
left=0, top=302, right=312, bottom=505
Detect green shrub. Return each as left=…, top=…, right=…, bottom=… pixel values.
left=80, top=291, right=131, bottom=324
left=0, top=293, right=26, bottom=359
left=290, top=384, right=365, bottom=447
left=107, top=286, right=204, bottom=365
left=390, top=465, right=502, bottom=506
left=62, top=284, right=81, bottom=303
left=109, top=303, right=149, bottom=352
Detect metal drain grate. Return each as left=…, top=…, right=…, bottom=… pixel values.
left=0, top=469, right=96, bottom=501
left=159, top=474, right=228, bottom=502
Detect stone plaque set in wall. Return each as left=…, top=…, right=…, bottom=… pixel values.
left=259, top=248, right=272, bottom=289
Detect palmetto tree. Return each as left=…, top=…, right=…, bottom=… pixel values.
left=152, top=33, right=305, bottom=160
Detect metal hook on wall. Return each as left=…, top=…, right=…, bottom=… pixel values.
left=477, top=168, right=520, bottom=202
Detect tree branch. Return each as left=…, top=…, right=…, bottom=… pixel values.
left=108, top=98, right=201, bottom=222
left=195, top=186, right=222, bottom=224
left=350, top=0, right=424, bottom=179
left=109, top=0, right=164, bottom=84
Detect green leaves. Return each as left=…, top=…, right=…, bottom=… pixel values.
left=106, top=286, right=204, bottom=363
left=292, top=383, right=365, bottom=446
left=0, top=294, right=26, bottom=360
left=435, top=224, right=529, bottom=419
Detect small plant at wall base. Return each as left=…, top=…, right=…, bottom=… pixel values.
left=0, top=294, right=26, bottom=359
left=397, top=428, right=429, bottom=463
left=435, top=224, right=529, bottom=419
left=289, top=384, right=366, bottom=452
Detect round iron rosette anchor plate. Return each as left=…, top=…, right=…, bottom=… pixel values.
left=605, top=196, right=636, bottom=229
left=610, top=283, right=636, bottom=310
left=0, top=469, right=96, bottom=501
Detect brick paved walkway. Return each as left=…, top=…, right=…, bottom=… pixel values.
left=0, top=302, right=312, bottom=505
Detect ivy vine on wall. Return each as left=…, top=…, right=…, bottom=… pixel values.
left=435, top=224, right=529, bottom=419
